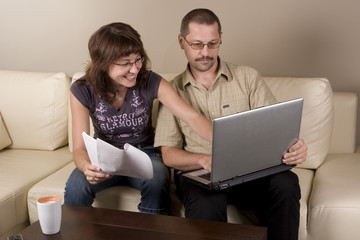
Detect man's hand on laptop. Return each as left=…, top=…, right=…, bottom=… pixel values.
left=282, top=139, right=308, bottom=165
left=199, top=155, right=212, bottom=171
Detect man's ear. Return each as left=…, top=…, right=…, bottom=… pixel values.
left=178, top=34, right=184, bottom=49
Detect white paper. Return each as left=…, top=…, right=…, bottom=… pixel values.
left=82, top=132, right=153, bottom=179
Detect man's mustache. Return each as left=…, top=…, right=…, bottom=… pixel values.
left=195, top=56, right=214, bottom=61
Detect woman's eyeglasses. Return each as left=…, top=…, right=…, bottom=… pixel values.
left=112, top=57, right=144, bottom=70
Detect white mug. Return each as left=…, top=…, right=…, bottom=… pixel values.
left=37, top=196, right=62, bottom=235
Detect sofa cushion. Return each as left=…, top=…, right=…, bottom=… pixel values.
left=292, top=167, right=315, bottom=240
left=0, top=146, right=73, bottom=238
left=0, top=112, right=12, bottom=150
left=28, top=162, right=141, bottom=223
left=0, top=70, right=71, bottom=150
left=264, top=77, right=333, bottom=169
left=308, top=153, right=360, bottom=240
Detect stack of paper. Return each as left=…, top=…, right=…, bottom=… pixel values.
left=82, top=132, right=153, bottom=179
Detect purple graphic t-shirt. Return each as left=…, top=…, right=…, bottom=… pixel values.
left=71, top=71, right=162, bottom=148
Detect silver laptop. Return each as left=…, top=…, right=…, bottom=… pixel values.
left=183, top=98, right=304, bottom=190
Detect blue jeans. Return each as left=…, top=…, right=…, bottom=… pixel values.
left=64, top=145, right=170, bottom=215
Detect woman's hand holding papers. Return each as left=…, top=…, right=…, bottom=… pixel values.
left=82, top=162, right=111, bottom=185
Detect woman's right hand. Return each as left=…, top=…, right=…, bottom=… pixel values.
left=82, top=162, right=111, bottom=185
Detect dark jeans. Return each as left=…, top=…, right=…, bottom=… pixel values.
left=175, top=170, right=301, bottom=240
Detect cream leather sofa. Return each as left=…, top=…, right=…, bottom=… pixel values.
left=0, top=70, right=359, bottom=240
left=0, top=70, right=73, bottom=240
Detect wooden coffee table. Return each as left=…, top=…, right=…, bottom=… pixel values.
left=20, top=204, right=266, bottom=239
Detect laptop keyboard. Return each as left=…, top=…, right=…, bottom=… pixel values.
left=199, top=172, right=211, bottom=180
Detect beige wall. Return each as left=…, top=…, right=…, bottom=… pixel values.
left=1, top=0, right=359, bottom=145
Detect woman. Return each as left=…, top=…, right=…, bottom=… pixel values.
left=64, top=22, right=212, bottom=215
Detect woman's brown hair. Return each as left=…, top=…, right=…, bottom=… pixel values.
left=85, top=22, right=150, bottom=103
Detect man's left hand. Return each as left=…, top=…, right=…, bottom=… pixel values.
left=283, top=139, right=308, bottom=165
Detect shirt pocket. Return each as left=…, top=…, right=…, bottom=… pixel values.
left=220, top=97, right=250, bottom=117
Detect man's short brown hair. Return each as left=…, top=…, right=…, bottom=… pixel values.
left=180, top=8, right=222, bottom=37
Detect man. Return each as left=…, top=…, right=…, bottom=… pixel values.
left=154, top=8, right=308, bottom=240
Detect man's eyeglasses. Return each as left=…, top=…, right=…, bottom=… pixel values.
left=112, top=57, right=144, bottom=70
left=182, top=36, right=222, bottom=50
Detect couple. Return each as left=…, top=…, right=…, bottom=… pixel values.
left=64, top=8, right=308, bottom=240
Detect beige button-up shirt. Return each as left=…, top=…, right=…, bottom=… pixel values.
left=154, top=60, right=277, bottom=155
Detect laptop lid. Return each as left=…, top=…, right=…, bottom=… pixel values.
left=183, top=98, right=303, bottom=190
left=211, top=97, right=303, bottom=183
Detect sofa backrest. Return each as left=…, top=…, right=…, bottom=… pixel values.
left=68, top=73, right=335, bottom=169
left=264, top=77, right=333, bottom=169
left=0, top=70, right=70, bottom=150
left=328, top=92, right=358, bottom=154
left=157, top=75, right=334, bottom=170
